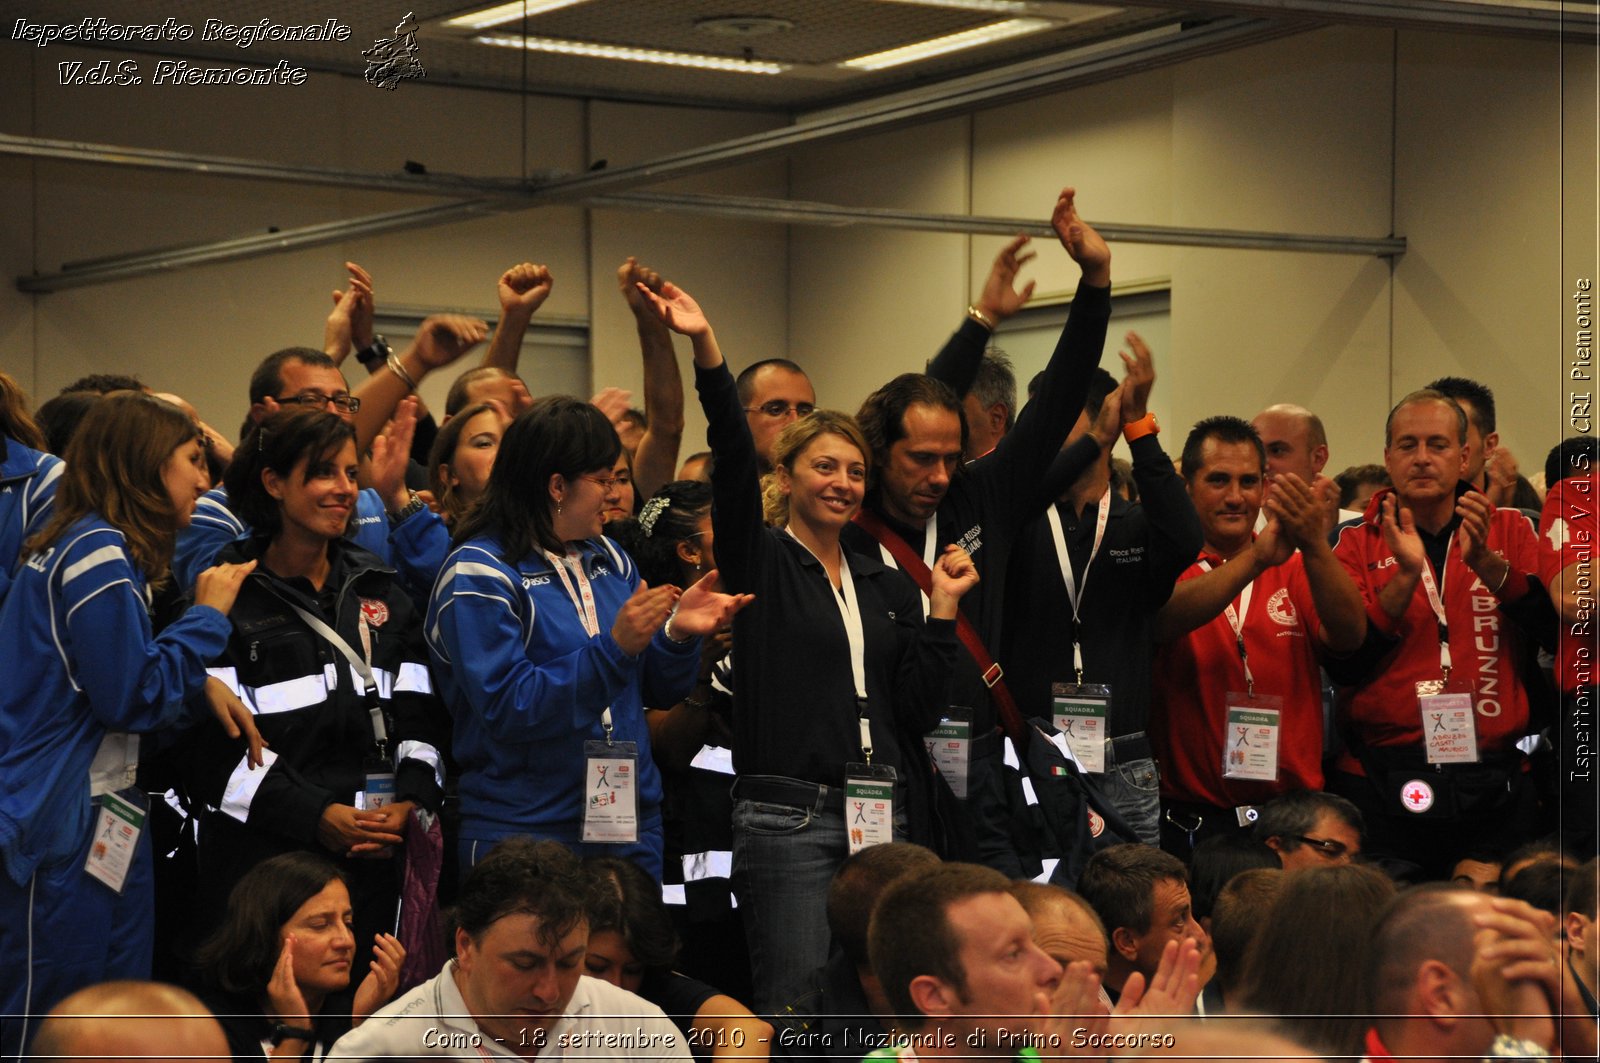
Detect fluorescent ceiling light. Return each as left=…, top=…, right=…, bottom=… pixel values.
left=475, top=33, right=790, bottom=74
left=840, top=18, right=1055, bottom=70
left=443, top=0, right=593, bottom=31
left=879, top=0, right=1033, bottom=12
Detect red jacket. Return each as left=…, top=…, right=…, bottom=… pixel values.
left=1331, top=488, right=1545, bottom=768
left=1540, top=475, right=1599, bottom=693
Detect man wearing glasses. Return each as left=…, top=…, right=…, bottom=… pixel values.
left=1250, top=790, right=1363, bottom=870
left=736, top=358, right=816, bottom=472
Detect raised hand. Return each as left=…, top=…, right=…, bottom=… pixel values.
left=1089, top=385, right=1124, bottom=450
left=1111, top=937, right=1202, bottom=1036
left=1050, top=186, right=1110, bottom=286
left=589, top=387, right=634, bottom=436
left=636, top=279, right=711, bottom=338
left=1262, top=472, right=1325, bottom=551
left=410, top=315, right=488, bottom=370
left=618, top=257, right=666, bottom=318
left=1471, top=897, right=1559, bottom=1049
left=1380, top=494, right=1426, bottom=575
left=1455, top=489, right=1500, bottom=574
left=1117, top=332, right=1154, bottom=424
left=612, top=580, right=679, bottom=655
left=354, top=933, right=407, bottom=1022
left=325, top=262, right=375, bottom=359
left=976, top=234, right=1038, bottom=323
left=1250, top=514, right=1294, bottom=572
left=669, top=570, right=755, bottom=639
left=498, top=262, right=553, bottom=318
left=368, top=397, right=419, bottom=512
left=195, top=559, right=258, bottom=615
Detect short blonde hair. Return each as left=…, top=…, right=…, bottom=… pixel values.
left=761, top=411, right=871, bottom=527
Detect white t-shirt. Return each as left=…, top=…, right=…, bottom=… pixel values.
left=328, top=966, right=690, bottom=1060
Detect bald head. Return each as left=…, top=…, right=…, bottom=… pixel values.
left=1010, top=882, right=1109, bottom=976
left=1252, top=403, right=1329, bottom=485
left=30, top=981, right=228, bottom=1063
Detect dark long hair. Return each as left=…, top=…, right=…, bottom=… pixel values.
left=452, top=396, right=620, bottom=559
left=23, top=392, right=201, bottom=584
left=610, top=480, right=712, bottom=588
left=226, top=410, right=355, bottom=541
left=428, top=401, right=497, bottom=529
left=193, top=852, right=346, bottom=996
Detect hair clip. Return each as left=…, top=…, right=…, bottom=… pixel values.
left=639, top=495, right=671, bottom=537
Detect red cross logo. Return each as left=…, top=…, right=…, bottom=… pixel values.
left=1400, top=779, right=1434, bottom=813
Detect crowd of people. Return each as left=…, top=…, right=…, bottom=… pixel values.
left=0, top=183, right=1594, bottom=1061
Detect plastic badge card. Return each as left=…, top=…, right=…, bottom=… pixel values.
left=1221, top=695, right=1283, bottom=781
left=1052, top=683, right=1110, bottom=774
left=582, top=740, right=640, bottom=843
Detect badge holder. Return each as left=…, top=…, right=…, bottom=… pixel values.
left=1052, top=683, right=1111, bottom=774
left=1221, top=693, right=1284, bottom=782
left=84, top=791, right=144, bottom=894
left=583, top=711, right=640, bottom=844
left=924, top=707, right=972, bottom=800
left=1417, top=676, right=1479, bottom=765
left=844, top=762, right=898, bottom=855
left=359, top=747, right=396, bottom=812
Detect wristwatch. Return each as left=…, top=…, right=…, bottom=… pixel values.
left=354, top=334, right=391, bottom=371
left=389, top=491, right=427, bottom=527
left=270, top=1023, right=317, bottom=1047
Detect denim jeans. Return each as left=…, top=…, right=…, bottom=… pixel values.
left=1097, top=755, right=1161, bottom=847
left=459, top=809, right=664, bottom=880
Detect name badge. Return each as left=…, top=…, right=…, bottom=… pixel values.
left=582, top=740, right=640, bottom=844
left=1417, top=680, right=1479, bottom=764
left=1221, top=694, right=1284, bottom=782
left=844, top=763, right=897, bottom=854
left=84, top=791, right=144, bottom=895
left=924, top=708, right=972, bottom=800
left=359, top=772, right=395, bottom=812
left=1052, top=683, right=1111, bottom=774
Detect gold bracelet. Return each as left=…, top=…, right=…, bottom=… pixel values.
left=966, top=304, right=996, bottom=330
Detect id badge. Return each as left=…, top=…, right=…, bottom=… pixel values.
left=844, top=763, right=897, bottom=855
left=1417, top=679, right=1479, bottom=764
left=1052, top=683, right=1110, bottom=774
left=359, top=749, right=395, bottom=811
left=582, top=740, right=640, bottom=844
left=924, top=708, right=972, bottom=800
left=84, top=791, right=144, bottom=895
left=1222, top=694, right=1284, bottom=782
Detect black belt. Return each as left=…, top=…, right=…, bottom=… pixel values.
left=1108, top=730, right=1152, bottom=762
left=731, top=774, right=844, bottom=815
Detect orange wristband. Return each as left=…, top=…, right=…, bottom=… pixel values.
left=1122, top=412, right=1159, bottom=442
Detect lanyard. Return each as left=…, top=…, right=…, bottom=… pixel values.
left=546, top=548, right=615, bottom=741
left=1195, top=558, right=1258, bottom=697
left=1046, top=491, right=1112, bottom=682
left=786, top=527, right=873, bottom=760
left=875, top=513, right=936, bottom=619
left=1415, top=530, right=1458, bottom=680
left=286, top=601, right=387, bottom=747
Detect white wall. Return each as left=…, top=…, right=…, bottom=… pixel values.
left=0, top=42, right=790, bottom=445
left=3, top=24, right=1593, bottom=479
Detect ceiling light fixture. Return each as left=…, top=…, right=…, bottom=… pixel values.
left=443, top=0, right=594, bottom=31
left=840, top=18, right=1055, bottom=70
left=879, top=0, right=1034, bottom=12
left=475, top=33, right=790, bottom=74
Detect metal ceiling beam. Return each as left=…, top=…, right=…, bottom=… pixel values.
left=1131, top=0, right=1598, bottom=38
left=14, top=185, right=1402, bottom=293
left=15, top=15, right=1308, bottom=291
left=589, top=191, right=1407, bottom=256
left=0, top=134, right=554, bottom=196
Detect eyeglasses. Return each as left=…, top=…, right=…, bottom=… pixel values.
left=744, top=401, right=816, bottom=419
left=274, top=392, right=362, bottom=413
left=580, top=474, right=626, bottom=493
left=1292, top=835, right=1352, bottom=859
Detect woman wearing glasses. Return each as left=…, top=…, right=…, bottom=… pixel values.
left=425, top=397, right=751, bottom=877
